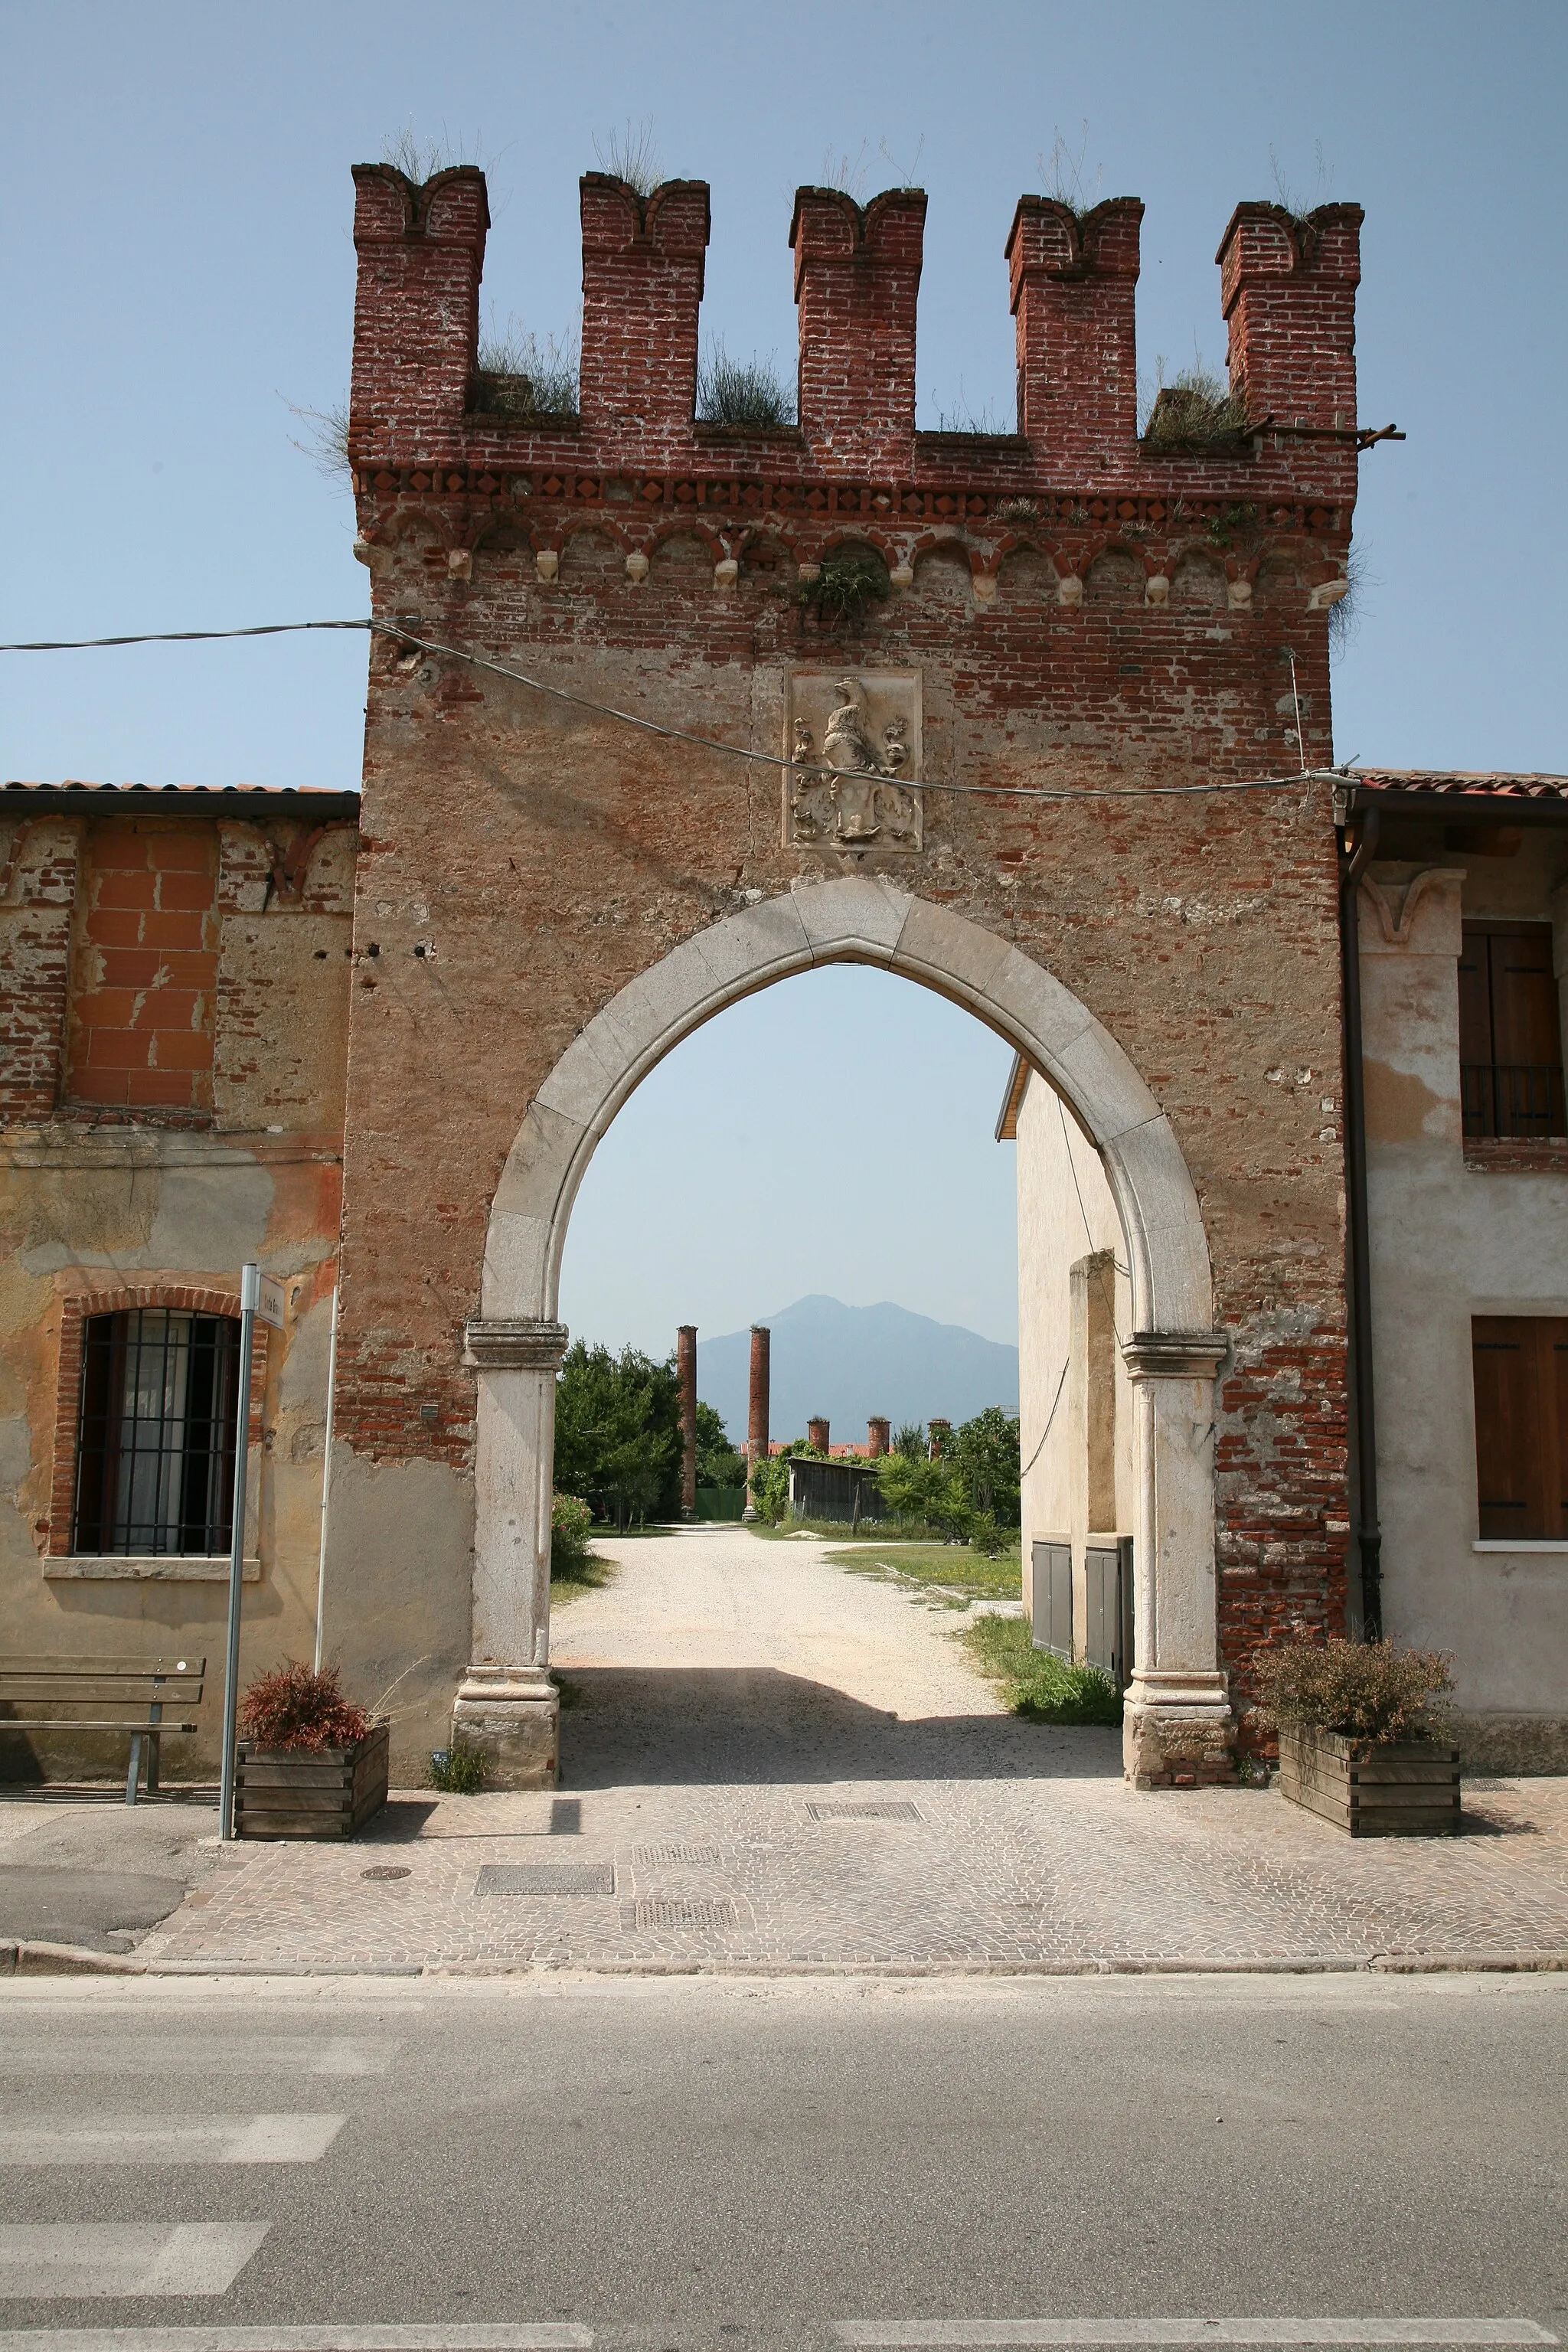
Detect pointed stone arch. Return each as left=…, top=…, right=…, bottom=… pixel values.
left=462, top=877, right=1233, bottom=1788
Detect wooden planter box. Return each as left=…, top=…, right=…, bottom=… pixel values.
left=234, top=1721, right=389, bottom=1840
left=1278, top=1724, right=1460, bottom=1837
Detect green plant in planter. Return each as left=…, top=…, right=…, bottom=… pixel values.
left=799, top=550, right=890, bottom=629
left=1253, top=1637, right=1454, bottom=1753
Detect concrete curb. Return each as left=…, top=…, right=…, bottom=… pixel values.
left=8, top=1942, right=1565, bottom=1981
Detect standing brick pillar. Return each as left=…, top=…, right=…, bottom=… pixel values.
left=677, top=1325, right=697, bottom=1520
left=928, top=1418, right=951, bottom=1460
left=867, top=1416, right=890, bottom=1459
left=807, top=1416, right=830, bottom=1455
left=743, top=1324, right=770, bottom=1522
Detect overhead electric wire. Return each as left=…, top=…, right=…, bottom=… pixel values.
left=0, top=616, right=1339, bottom=803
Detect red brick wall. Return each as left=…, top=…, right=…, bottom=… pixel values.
left=338, top=164, right=1366, bottom=1707
left=67, top=822, right=220, bottom=1116
left=0, top=818, right=80, bottom=1122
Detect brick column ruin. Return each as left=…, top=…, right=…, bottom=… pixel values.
left=867, top=1416, right=890, bottom=1459
left=743, top=1324, right=770, bottom=1522
left=677, top=1325, right=697, bottom=1520
left=807, top=1416, right=829, bottom=1455
left=928, top=1419, right=951, bottom=1460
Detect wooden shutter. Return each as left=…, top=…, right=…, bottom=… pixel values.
left=1472, top=1315, right=1568, bottom=1538
left=1460, top=923, right=1565, bottom=1136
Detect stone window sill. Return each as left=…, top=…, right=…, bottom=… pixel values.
left=1472, top=1540, right=1568, bottom=1554
left=44, top=1555, right=261, bottom=1582
left=1464, top=1139, right=1568, bottom=1174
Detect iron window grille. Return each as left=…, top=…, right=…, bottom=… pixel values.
left=72, top=1308, right=240, bottom=1556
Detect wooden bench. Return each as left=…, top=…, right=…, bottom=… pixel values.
left=0, top=1656, right=205, bottom=1805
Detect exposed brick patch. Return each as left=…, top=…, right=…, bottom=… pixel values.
left=65, top=825, right=220, bottom=1116
left=1463, top=1138, right=1568, bottom=1174
left=0, top=818, right=80, bottom=1120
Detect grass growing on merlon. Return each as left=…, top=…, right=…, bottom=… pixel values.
left=961, top=1613, right=1123, bottom=1725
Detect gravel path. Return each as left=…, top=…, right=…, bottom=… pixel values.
left=552, top=1523, right=1004, bottom=1723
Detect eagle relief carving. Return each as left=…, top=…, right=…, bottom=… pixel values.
left=784, top=672, right=923, bottom=852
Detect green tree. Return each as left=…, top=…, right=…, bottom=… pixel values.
left=892, top=1422, right=927, bottom=1460
left=694, top=1400, right=747, bottom=1490
left=948, top=1406, right=1022, bottom=1527
left=553, top=1341, right=681, bottom=1527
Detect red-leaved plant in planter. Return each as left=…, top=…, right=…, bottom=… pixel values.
left=240, top=1661, right=372, bottom=1753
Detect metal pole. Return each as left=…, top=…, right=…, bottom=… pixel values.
left=219, top=1264, right=259, bottom=1841
left=312, top=1286, right=339, bottom=1674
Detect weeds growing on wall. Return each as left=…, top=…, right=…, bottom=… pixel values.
left=381, top=122, right=491, bottom=183
left=697, top=343, right=795, bottom=430
left=472, top=320, right=580, bottom=420
left=798, top=550, right=891, bottom=629
left=1141, top=361, right=1250, bottom=451
left=284, top=397, right=353, bottom=485
left=593, top=117, right=662, bottom=197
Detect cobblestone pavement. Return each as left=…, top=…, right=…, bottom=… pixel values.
left=132, top=1529, right=1568, bottom=1975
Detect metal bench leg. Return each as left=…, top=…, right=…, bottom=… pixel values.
left=145, top=1730, right=160, bottom=1795
left=125, top=1734, right=143, bottom=1806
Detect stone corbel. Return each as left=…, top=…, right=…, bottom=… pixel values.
left=1121, top=1331, right=1227, bottom=1381
left=1358, top=867, right=1465, bottom=956
left=462, top=1318, right=570, bottom=1371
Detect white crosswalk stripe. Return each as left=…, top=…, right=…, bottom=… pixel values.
left=0, top=2336, right=592, bottom=2351
left=0, top=2227, right=270, bottom=2300
left=836, top=2329, right=1559, bottom=2347
left=0, top=2115, right=345, bottom=2167
left=0, top=2040, right=395, bottom=2079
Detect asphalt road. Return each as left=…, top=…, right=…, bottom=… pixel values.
left=0, top=1972, right=1563, bottom=2350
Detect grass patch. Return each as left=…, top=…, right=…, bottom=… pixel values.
left=825, top=1544, right=1023, bottom=1609
left=549, top=1551, right=618, bottom=1608
left=961, top=1613, right=1122, bottom=1725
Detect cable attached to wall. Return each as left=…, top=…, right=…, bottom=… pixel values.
left=0, top=617, right=1347, bottom=805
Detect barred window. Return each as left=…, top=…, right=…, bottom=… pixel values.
left=72, top=1309, right=240, bottom=1555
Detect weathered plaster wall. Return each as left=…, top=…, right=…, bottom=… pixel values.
left=0, top=807, right=355, bottom=1781
left=1013, top=1070, right=1134, bottom=1648
left=1361, top=847, right=1568, bottom=1769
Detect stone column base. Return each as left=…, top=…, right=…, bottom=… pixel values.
left=1122, top=1671, right=1235, bottom=1790
left=452, top=1668, right=559, bottom=1790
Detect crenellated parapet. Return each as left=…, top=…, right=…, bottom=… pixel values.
left=348, top=165, right=1367, bottom=610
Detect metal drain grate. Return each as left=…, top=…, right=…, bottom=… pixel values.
left=475, top=1863, right=616, bottom=1896
left=806, top=1800, right=923, bottom=1822
left=622, top=1899, right=737, bottom=1930
left=631, top=1843, right=722, bottom=1867
left=360, top=1865, right=411, bottom=1882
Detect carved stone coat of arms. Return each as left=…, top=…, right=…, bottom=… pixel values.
left=783, top=672, right=923, bottom=852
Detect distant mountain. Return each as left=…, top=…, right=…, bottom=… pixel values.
left=697, top=1295, right=1018, bottom=1448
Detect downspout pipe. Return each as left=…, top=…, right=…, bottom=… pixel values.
left=1339, top=802, right=1382, bottom=1638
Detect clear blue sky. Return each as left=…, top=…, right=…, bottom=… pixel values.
left=4, top=2, right=1563, bottom=1361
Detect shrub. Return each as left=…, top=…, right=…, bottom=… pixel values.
left=1253, top=1637, right=1454, bottom=1752
left=428, top=1737, right=486, bottom=1794
left=969, top=1510, right=1003, bottom=1559
left=550, top=1491, right=595, bottom=1578
left=240, top=1661, right=371, bottom=1753
left=799, top=550, right=890, bottom=629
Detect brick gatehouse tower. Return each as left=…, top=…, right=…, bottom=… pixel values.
left=327, top=162, right=1362, bottom=1786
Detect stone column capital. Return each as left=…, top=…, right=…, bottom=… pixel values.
left=462, top=1317, right=570, bottom=1371
left=1120, top=1330, right=1228, bottom=1382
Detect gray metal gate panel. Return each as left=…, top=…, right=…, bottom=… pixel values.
left=1031, top=1539, right=1072, bottom=1658
left=1082, top=1539, right=1135, bottom=1687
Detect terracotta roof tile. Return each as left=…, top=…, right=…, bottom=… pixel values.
left=1351, top=769, right=1568, bottom=801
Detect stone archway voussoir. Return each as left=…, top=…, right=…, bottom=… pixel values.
left=792, top=875, right=912, bottom=963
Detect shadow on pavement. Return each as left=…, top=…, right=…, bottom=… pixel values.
left=557, top=1665, right=1122, bottom=1788
left=0, top=1864, right=188, bottom=1951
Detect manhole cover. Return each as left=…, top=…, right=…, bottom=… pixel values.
left=632, top=1844, right=722, bottom=1867
left=623, top=1899, right=737, bottom=1929
left=361, top=1865, right=411, bottom=1881
left=806, top=1800, right=923, bottom=1821
left=475, top=1863, right=616, bottom=1896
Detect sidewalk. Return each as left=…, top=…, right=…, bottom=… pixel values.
left=11, top=1528, right=1568, bottom=1977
